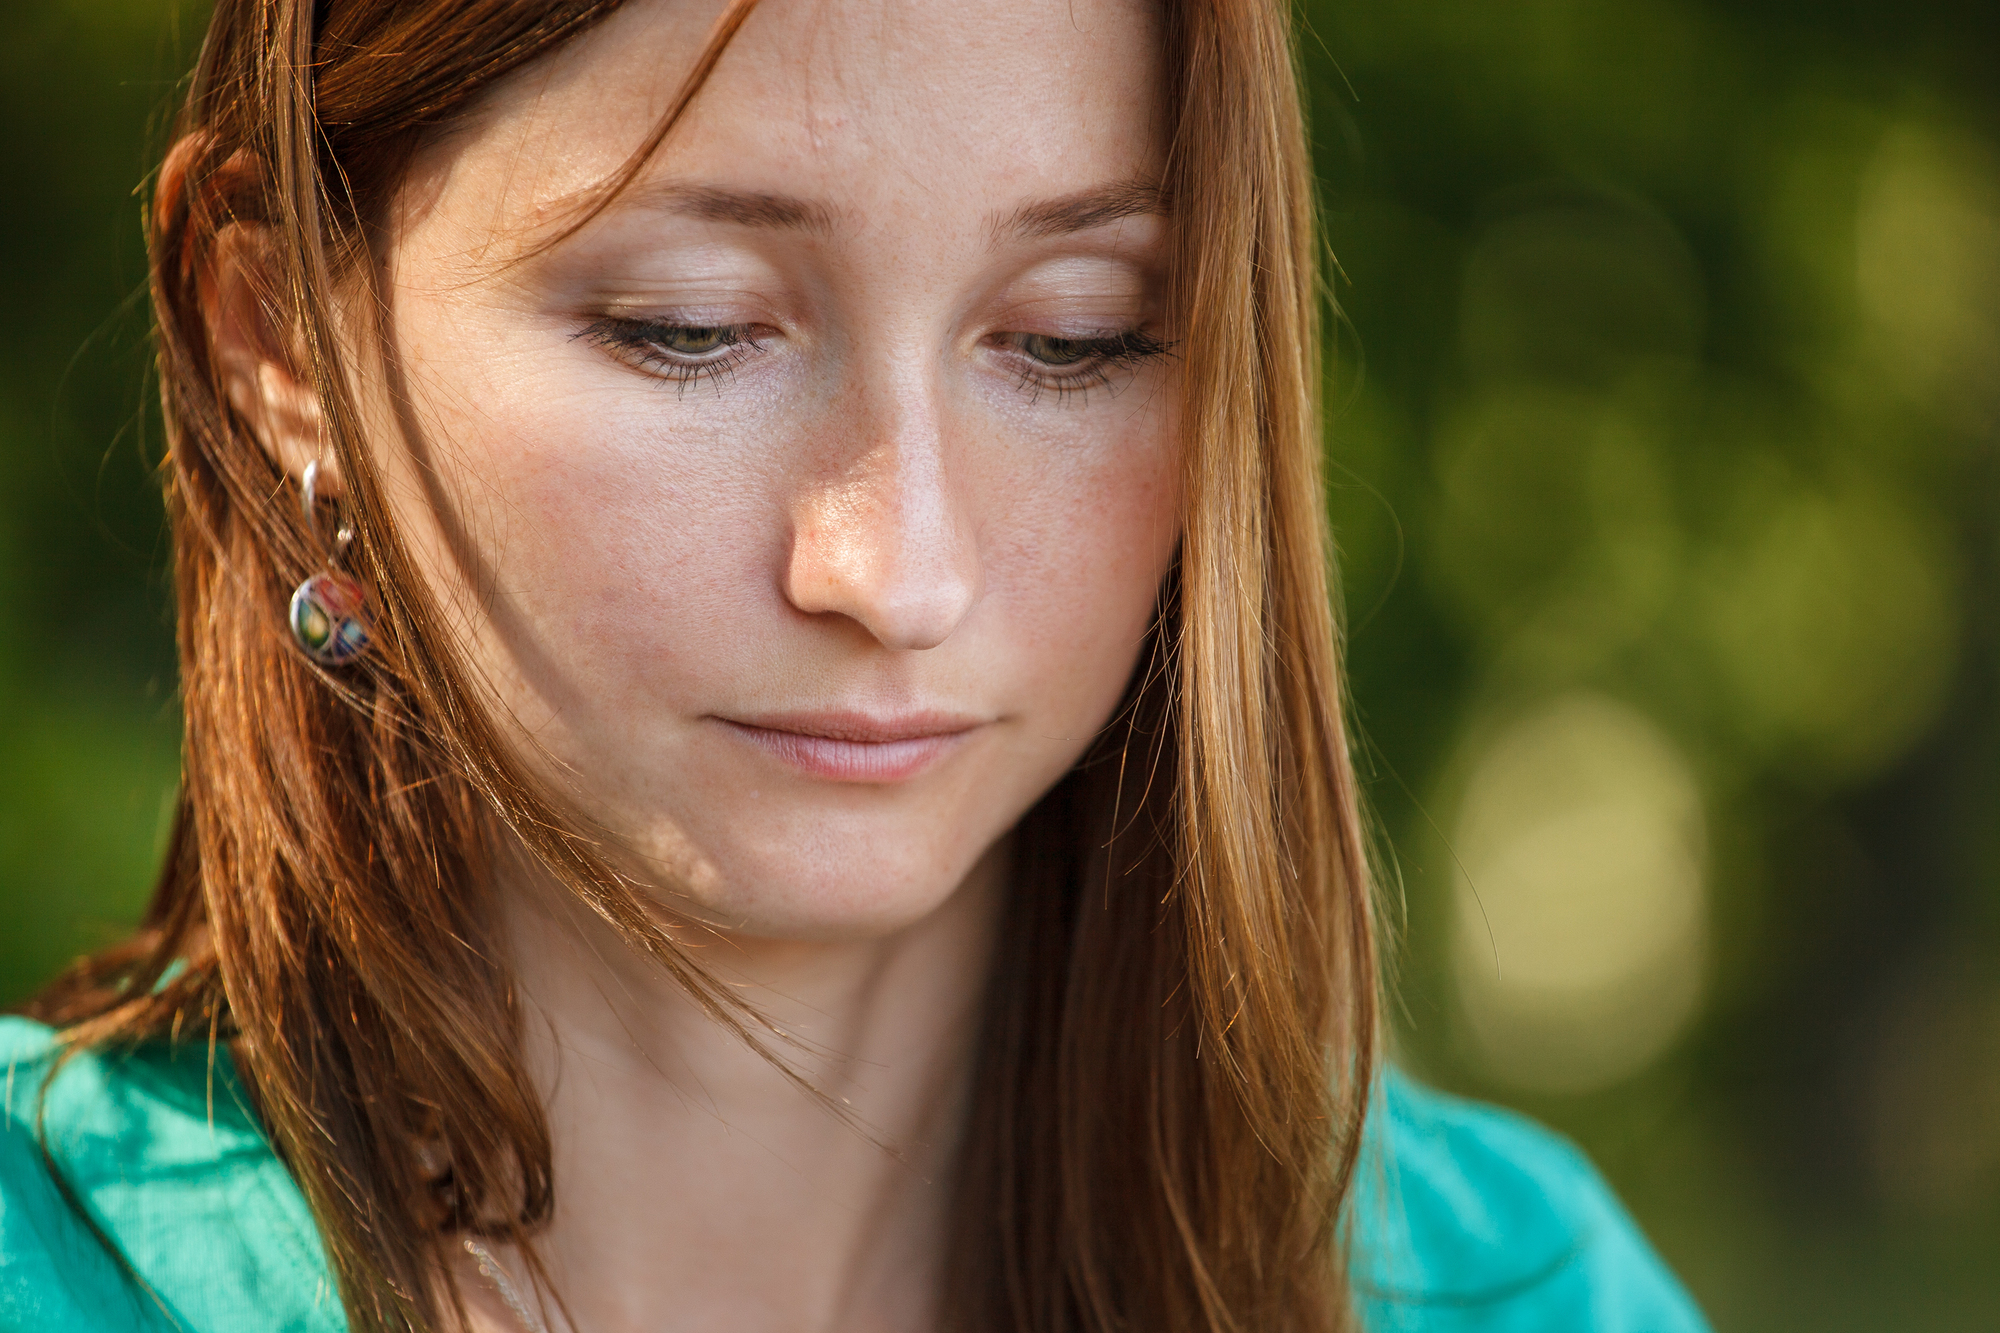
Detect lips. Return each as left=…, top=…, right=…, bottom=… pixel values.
left=715, top=711, right=983, bottom=783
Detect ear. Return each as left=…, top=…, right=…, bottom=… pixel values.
left=197, top=217, right=342, bottom=494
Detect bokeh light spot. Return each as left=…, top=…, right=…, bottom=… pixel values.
left=1855, top=123, right=2000, bottom=422
left=1449, top=694, right=1707, bottom=1094
left=1695, top=468, right=1957, bottom=779
left=1429, top=386, right=1680, bottom=675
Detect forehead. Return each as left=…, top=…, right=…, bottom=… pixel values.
left=413, top=0, right=1165, bottom=234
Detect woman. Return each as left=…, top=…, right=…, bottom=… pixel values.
left=0, top=1, right=1708, bottom=1330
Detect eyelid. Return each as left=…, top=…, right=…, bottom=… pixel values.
left=988, top=299, right=1157, bottom=340
left=989, top=260, right=1157, bottom=319
left=596, top=301, right=770, bottom=327
left=1003, top=320, right=1147, bottom=342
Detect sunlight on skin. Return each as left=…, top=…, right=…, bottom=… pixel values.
left=377, top=0, right=1178, bottom=943
left=276, top=0, right=1176, bottom=1328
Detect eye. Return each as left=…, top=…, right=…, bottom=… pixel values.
left=1017, top=333, right=1098, bottom=367
left=654, top=325, right=737, bottom=356
left=577, top=316, right=763, bottom=390
left=993, top=328, right=1174, bottom=405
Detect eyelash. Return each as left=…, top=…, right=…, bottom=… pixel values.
left=578, top=317, right=1173, bottom=404
left=578, top=317, right=762, bottom=394
left=997, top=329, right=1175, bottom=405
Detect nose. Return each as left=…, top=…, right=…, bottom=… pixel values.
left=784, top=381, right=982, bottom=651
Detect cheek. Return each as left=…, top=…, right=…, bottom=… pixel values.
left=395, top=330, right=792, bottom=713
left=981, top=399, right=1182, bottom=719
left=501, top=428, right=764, bottom=668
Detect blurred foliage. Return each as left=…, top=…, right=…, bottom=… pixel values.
left=1300, top=0, right=2000, bottom=1327
left=0, top=0, right=185, bottom=1006
left=0, top=0, right=1995, bottom=1328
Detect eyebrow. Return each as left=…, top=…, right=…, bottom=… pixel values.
left=610, top=178, right=1165, bottom=244
left=996, top=180, right=1166, bottom=241
left=622, top=181, right=839, bottom=234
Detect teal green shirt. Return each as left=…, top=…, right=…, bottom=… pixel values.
left=0, top=1016, right=1708, bottom=1331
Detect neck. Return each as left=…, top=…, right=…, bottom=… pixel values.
left=482, top=841, right=1009, bottom=1333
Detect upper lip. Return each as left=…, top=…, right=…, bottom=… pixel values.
left=716, top=710, right=986, bottom=743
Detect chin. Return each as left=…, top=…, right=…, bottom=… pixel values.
left=630, top=820, right=994, bottom=945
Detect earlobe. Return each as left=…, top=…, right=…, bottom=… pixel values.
left=200, top=221, right=339, bottom=491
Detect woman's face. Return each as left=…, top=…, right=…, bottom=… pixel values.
left=367, top=0, right=1178, bottom=939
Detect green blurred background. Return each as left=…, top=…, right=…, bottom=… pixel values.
left=1, top=0, right=1995, bottom=1327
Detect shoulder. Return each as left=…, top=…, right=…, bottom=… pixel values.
left=0, top=1015, right=343, bottom=1333
left=1348, top=1068, right=1710, bottom=1333
left=1, top=1015, right=165, bottom=1329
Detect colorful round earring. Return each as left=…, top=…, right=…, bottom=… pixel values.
left=289, top=460, right=372, bottom=666
left=289, top=571, right=370, bottom=665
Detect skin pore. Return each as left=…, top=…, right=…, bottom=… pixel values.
left=211, top=0, right=1178, bottom=1328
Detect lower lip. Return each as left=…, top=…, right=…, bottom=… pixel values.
left=719, top=722, right=972, bottom=783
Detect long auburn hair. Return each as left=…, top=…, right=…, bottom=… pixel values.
left=26, top=1, right=1378, bottom=1330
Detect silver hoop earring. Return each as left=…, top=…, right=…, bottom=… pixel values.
left=288, top=459, right=371, bottom=666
